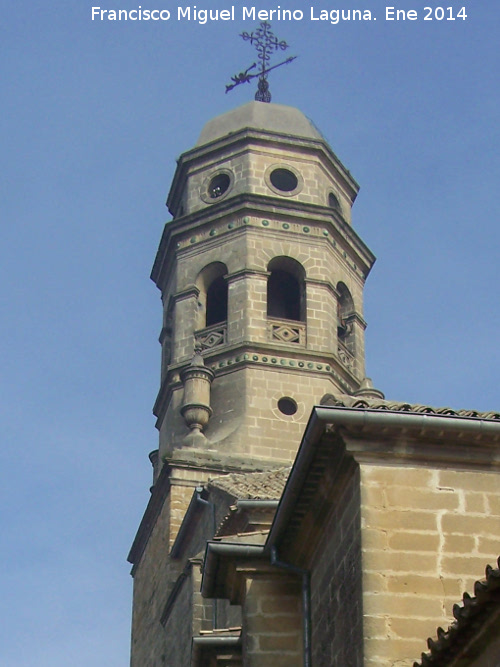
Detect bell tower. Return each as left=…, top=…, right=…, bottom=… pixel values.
left=129, top=101, right=377, bottom=664
left=150, top=101, right=375, bottom=477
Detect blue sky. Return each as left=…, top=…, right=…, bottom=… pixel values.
left=1, top=1, right=498, bottom=664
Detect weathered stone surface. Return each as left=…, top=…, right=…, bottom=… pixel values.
left=361, top=464, right=500, bottom=665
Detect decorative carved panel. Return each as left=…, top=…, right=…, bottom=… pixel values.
left=268, top=318, right=306, bottom=346
left=337, top=341, right=355, bottom=371
left=195, top=322, right=227, bottom=351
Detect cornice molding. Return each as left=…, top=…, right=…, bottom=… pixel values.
left=268, top=406, right=500, bottom=550
left=153, top=345, right=361, bottom=426
left=151, top=195, right=375, bottom=292
left=167, top=127, right=359, bottom=216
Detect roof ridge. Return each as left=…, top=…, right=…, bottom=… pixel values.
left=414, top=556, right=500, bottom=666
left=324, top=395, right=500, bottom=421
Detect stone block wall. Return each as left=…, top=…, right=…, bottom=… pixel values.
left=361, top=464, right=500, bottom=666
left=154, top=214, right=369, bottom=467
left=158, top=362, right=357, bottom=467
left=242, top=574, right=303, bottom=666
left=130, top=493, right=172, bottom=666
left=162, top=567, right=194, bottom=667
left=227, top=270, right=268, bottom=345
left=309, top=458, right=364, bottom=667
left=132, top=474, right=247, bottom=666
left=162, top=560, right=223, bottom=665
left=165, top=221, right=367, bottom=370
left=169, top=468, right=212, bottom=549
left=305, top=279, right=337, bottom=353
left=207, top=366, right=344, bottom=463
left=182, top=140, right=354, bottom=221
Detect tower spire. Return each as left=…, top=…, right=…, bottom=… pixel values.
left=225, top=22, right=297, bottom=102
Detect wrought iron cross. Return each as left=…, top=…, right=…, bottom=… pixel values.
left=225, top=22, right=297, bottom=103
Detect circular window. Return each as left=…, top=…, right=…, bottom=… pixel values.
left=201, top=170, right=234, bottom=204
left=208, top=173, right=230, bottom=199
left=265, top=165, right=302, bottom=197
left=270, top=168, right=298, bottom=192
left=277, top=397, right=298, bottom=416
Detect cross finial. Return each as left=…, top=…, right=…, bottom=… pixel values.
left=225, top=22, right=297, bottom=103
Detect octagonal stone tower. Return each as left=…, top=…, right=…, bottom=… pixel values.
left=150, top=101, right=375, bottom=478
left=129, top=102, right=377, bottom=665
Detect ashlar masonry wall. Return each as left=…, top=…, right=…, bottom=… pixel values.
left=361, top=464, right=500, bottom=666
left=130, top=467, right=216, bottom=667
left=130, top=492, right=172, bottom=666
left=242, top=574, right=303, bottom=667
left=274, top=437, right=365, bottom=667
left=310, top=459, right=364, bottom=667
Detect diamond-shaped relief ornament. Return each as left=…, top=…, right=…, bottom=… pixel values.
left=272, top=325, right=300, bottom=343
left=196, top=328, right=226, bottom=350
left=205, top=332, right=223, bottom=347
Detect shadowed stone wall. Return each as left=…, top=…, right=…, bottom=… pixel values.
left=309, top=458, right=363, bottom=667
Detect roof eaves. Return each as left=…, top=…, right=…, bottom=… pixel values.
left=191, top=632, right=242, bottom=667
left=266, top=405, right=500, bottom=551
left=170, top=486, right=209, bottom=559
left=414, top=557, right=500, bottom=666
left=201, top=541, right=266, bottom=599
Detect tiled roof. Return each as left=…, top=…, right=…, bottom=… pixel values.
left=414, top=557, right=500, bottom=666
left=208, top=467, right=290, bottom=500
left=321, top=394, right=500, bottom=421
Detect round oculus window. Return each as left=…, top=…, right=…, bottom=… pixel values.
left=208, top=173, right=230, bottom=199
left=270, top=168, right=298, bottom=193
left=277, top=397, right=298, bottom=416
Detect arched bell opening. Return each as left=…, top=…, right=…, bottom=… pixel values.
left=266, top=256, right=306, bottom=347
left=336, top=281, right=356, bottom=363
left=267, top=256, right=306, bottom=322
left=194, top=262, right=228, bottom=351
left=206, top=275, right=228, bottom=327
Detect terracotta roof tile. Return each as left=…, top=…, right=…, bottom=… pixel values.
left=414, top=557, right=500, bottom=666
left=322, top=394, right=500, bottom=421
left=208, top=467, right=290, bottom=500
